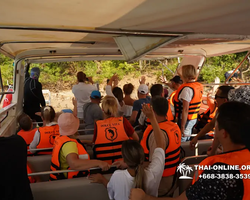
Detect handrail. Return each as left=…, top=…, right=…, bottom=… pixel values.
left=28, top=147, right=53, bottom=152
left=0, top=103, right=16, bottom=116
left=203, top=82, right=250, bottom=86
left=28, top=166, right=117, bottom=176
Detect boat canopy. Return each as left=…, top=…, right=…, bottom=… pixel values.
left=0, top=0, right=250, bottom=62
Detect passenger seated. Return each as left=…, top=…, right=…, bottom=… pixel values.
left=140, top=97, right=181, bottom=197
left=129, top=77, right=150, bottom=126
left=50, top=99, right=109, bottom=180
left=90, top=104, right=167, bottom=199
left=17, top=113, right=37, bottom=155
left=130, top=101, right=250, bottom=200
left=93, top=96, right=139, bottom=165
left=106, top=74, right=126, bottom=116
left=82, top=90, right=103, bottom=135
left=138, top=84, right=174, bottom=131
left=123, top=83, right=135, bottom=118
left=0, top=135, right=33, bottom=200
left=193, top=92, right=217, bottom=139
left=29, top=106, right=60, bottom=155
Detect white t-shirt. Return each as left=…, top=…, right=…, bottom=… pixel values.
left=72, top=82, right=97, bottom=118
left=178, top=87, right=193, bottom=103
left=105, top=85, right=126, bottom=117
left=107, top=148, right=165, bottom=200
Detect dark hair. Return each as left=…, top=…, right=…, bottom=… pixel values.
left=151, top=96, right=169, bottom=117
left=112, top=87, right=123, bottom=102
left=77, top=71, right=86, bottom=82
left=41, top=106, right=56, bottom=123
left=217, top=102, right=250, bottom=148
left=18, top=113, right=32, bottom=131
left=123, top=83, right=134, bottom=95
left=218, top=86, right=234, bottom=99
left=122, top=140, right=145, bottom=190
left=150, top=84, right=163, bottom=97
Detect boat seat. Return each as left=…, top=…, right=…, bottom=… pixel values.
left=197, top=139, right=213, bottom=155
left=181, top=142, right=195, bottom=157
left=177, top=155, right=207, bottom=195
left=31, top=175, right=111, bottom=200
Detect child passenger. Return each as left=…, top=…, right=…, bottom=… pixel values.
left=29, top=106, right=59, bottom=154
left=17, top=113, right=37, bottom=155
left=89, top=104, right=166, bottom=200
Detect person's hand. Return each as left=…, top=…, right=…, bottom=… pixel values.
left=139, top=76, right=146, bottom=84
left=160, top=75, right=167, bottom=83
left=98, top=161, right=110, bottom=171
left=88, top=173, right=105, bottom=184
left=112, top=160, right=128, bottom=169
left=141, top=103, right=155, bottom=120
left=190, top=136, right=198, bottom=150
left=72, top=97, right=77, bottom=107
left=87, top=77, right=93, bottom=84
left=207, top=146, right=213, bottom=156
left=129, top=188, right=146, bottom=200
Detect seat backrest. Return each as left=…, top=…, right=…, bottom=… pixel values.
left=177, top=155, right=207, bottom=194
left=31, top=175, right=111, bottom=200
left=181, top=142, right=195, bottom=157
left=197, top=139, right=213, bottom=155
left=27, top=155, right=52, bottom=182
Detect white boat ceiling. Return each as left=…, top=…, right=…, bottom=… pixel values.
left=0, top=0, right=250, bottom=61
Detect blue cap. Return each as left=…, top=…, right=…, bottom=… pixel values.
left=62, top=109, right=73, bottom=113
left=90, top=90, right=102, bottom=99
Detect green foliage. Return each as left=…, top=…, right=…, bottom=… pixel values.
left=0, top=54, right=14, bottom=86
left=1, top=52, right=249, bottom=89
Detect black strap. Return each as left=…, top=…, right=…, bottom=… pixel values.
left=96, top=155, right=122, bottom=161
left=94, top=141, right=124, bottom=148
left=95, top=147, right=122, bottom=155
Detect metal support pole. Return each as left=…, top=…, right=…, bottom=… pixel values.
left=225, top=51, right=250, bottom=83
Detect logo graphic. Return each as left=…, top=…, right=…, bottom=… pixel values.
left=105, top=127, right=118, bottom=141
left=174, top=131, right=180, bottom=144
left=177, top=163, right=193, bottom=179
left=49, top=134, right=57, bottom=145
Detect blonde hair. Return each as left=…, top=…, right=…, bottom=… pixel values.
left=181, top=65, right=197, bottom=81
left=102, top=96, right=118, bottom=118
left=122, top=140, right=145, bottom=190
left=41, top=106, right=56, bottom=123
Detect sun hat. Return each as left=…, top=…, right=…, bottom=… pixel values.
left=228, top=85, right=250, bottom=105
left=58, top=113, right=79, bottom=136
left=138, top=84, right=149, bottom=94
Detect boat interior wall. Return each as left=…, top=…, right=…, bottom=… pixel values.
left=30, top=176, right=110, bottom=200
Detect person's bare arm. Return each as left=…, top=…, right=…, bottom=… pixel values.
left=72, top=97, right=77, bottom=117
left=181, top=100, right=189, bottom=136
left=190, top=117, right=216, bottom=149
left=142, top=104, right=165, bottom=149
left=89, top=173, right=109, bottom=187
left=131, top=131, right=139, bottom=141
left=129, top=111, right=138, bottom=125
left=129, top=188, right=187, bottom=200
left=66, top=153, right=110, bottom=171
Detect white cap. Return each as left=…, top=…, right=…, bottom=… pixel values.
left=138, top=84, right=148, bottom=94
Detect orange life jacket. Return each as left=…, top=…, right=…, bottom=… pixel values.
left=17, top=129, right=37, bottom=155
left=36, top=124, right=60, bottom=155
left=174, top=82, right=203, bottom=120
left=93, top=117, right=129, bottom=165
left=50, top=135, right=90, bottom=181
left=27, top=164, right=35, bottom=183
left=168, top=91, right=176, bottom=106
left=140, top=121, right=181, bottom=177
left=192, top=148, right=250, bottom=200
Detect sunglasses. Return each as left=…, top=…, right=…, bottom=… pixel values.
left=215, top=94, right=227, bottom=99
